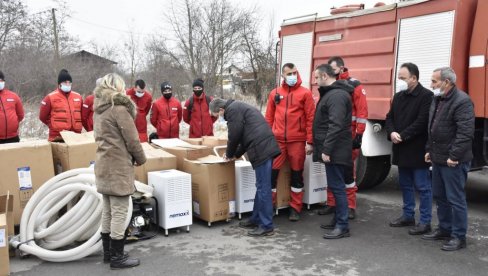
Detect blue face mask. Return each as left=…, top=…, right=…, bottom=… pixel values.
left=0, top=82, right=5, bottom=90
left=60, top=84, right=71, bottom=93
left=285, top=75, right=298, bottom=87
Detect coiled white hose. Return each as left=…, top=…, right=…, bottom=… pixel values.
left=10, top=168, right=133, bottom=262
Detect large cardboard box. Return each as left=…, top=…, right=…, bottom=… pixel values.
left=50, top=131, right=97, bottom=174
left=0, top=140, right=55, bottom=225
left=0, top=194, right=14, bottom=276
left=276, top=161, right=291, bottom=209
left=134, top=143, right=177, bottom=184
left=182, top=138, right=203, bottom=145
left=202, top=136, right=227, bottom=148
left=152, top=139, right=213, bottom=170
left=183, top=155, right=236, bottom=224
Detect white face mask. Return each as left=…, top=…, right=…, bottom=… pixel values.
left=0, top=82, right=5, bottom=90
left=135, top=91, right=144, bottom=98
left=432, top=88, right=444, bottom=97
left=60, top=84, right=71, bottom=93
left=396, top=79, right=408, bottom=93
left=285, top=75, right=298, bottom=87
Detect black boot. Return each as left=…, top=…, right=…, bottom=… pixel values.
left=101, top=233, right=111, bottom=264
left=110, top=238, right=140, bottom=270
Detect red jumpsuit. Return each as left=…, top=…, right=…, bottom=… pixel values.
left=127, top=88, right=152, bottom=142
left=265, top=72, right=315, bottom=213
left=150, top=96, right=182, bottom=138
left=81, top=94, right=94, bottom=132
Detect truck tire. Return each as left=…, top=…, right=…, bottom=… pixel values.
left=356, top=151, right=391, bottom=190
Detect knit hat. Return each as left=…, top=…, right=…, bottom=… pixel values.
left=192, top=78, right=204, bottom=89
left=161, top=81, right=172, bottom=91
left=57, top=69, right=72, bottom=84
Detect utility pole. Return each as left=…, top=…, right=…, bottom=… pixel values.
left=51, top=8, right=60, bottom=71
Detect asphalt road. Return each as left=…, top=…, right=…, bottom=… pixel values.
left=10, top=167, right=488, bottom=276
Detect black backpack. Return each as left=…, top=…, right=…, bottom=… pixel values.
left=187, top=94, right=212, bottom=120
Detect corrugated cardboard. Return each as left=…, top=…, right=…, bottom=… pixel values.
left=134, top=143, right=177, bottom=184
left=152, top=139, right=213, bottom=170
left=50, top=131, right=97, bottom=174
left=276, top=161, right=291, bottom=209
left=202, top=136, right=228, bottom=148
left=0, top=140, right=55, bottom=225
left=183, top=155, right=235, bottom=223
left=0, top=213, right=9, bottom=276
left=0, top=194, right=14, bottom=236
left=182, top=138, right=203, bottom=145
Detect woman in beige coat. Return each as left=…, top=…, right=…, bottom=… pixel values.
left=93, top=73, right=146, bottom=270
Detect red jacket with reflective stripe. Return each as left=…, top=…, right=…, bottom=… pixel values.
left=150, top=96, right=182, bottom=138
left=39, top=89, right=83, bottom=141
left=265, top=72, right=315, bottom=144
left=126, top=88, right=152, bottom=136
left=338, top=69, right=368, bottom=136
left=183, top=92, right=216, bottom=138
left=81, top=94, right=94, bottom=131
left=0, top=89, right=24, bottom=139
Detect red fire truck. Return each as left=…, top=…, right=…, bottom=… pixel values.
left=278, top=0, right=488, bottom=188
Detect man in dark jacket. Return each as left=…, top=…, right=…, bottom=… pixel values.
left=385, top=63, right=433, bottom=235
left=422, top=67, right=474, bottom=251
left=312, top=64, right=352, bottom=239
left=209, top=98, right=281, bottom=237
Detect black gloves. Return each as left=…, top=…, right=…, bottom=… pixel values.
left=352, top=134, right=363, bottom=149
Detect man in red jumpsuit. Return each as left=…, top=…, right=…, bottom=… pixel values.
left=183, top=78, right=216, bottom=138
left=81, top=78, right=101, bottom=132
left=0, top=70, right=24, bottom=144
left=127, top=79, right=152, bottom=142
left=39, top=69, right=83, bottom=141
left=265, top=63, right=315, bottom=221
left=150, top=81, right=182, bottom=139
left=318, top=56, right=368, bottom=219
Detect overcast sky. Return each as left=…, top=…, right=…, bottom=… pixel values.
left=22, top=0, right=396, bottom=49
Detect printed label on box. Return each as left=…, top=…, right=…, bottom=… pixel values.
left=0, top=229, right=5, bottom=247
left=229, top=200, right=236, bottom=214
left=193, top=201, right=200, bottom=215
left=17, top=166, right=33, bottom=190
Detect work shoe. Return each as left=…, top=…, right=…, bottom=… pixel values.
left=317, top=206, right=335, bottom=216
left=408, top=223, right=431, bottom=235
left=289, top=208, right=300, bottom=222
left=348, top=208, right=356, bottom=220
left=323, top=227, right=350, bottom=239
left=389, top=216, right=415, bottom=227
left=239, top=219, right=258, bottom=229
left=110, top=238, right=140, bottom=270
left=101, top=232, right=111, bottom=263
left=247, top=226, right=274, bottom=237
left=441, top=238, right=466, bottom=251
left=422, top=228, right=451, bottom=241
left=320, top=216, right=336, bottom=230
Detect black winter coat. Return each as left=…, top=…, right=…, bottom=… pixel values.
left=385, top=83, right=433, bottom=168
left=224, top=100, right=281, bottom=168
left=312, top=80, right=353, bottom=166
left=427, top=86, right=474, bottom=165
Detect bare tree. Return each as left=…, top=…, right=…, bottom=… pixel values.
left=0, top=0, right=26, bottom=57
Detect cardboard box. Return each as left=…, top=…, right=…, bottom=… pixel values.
left=50, top=131, right=97, bottom=174
left=182, top=138, right=203, bottom=145
left=0, top=213, right=9, bottom=276
left=134, top=143, right=177, bottom=184
left=276, top=161, right=291, bottom=209
left=0, top=140, right=55, bottom=225
left=183, top=155, right=236, bottom=223
left=152, top=139, right=213, bottom=170
left=202, top=136, right=228, bottom=148
left=1, top=194, right=14, bottom=274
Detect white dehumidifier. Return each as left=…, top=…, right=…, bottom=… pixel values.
left=235, top=160, right=256, bottom=219
left=303, top=155, right=327, bottom=209
left=148, top=169, right=192, bottom=236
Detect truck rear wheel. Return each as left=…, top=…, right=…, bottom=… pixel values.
left=356, top=151, right=391, bottom=189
